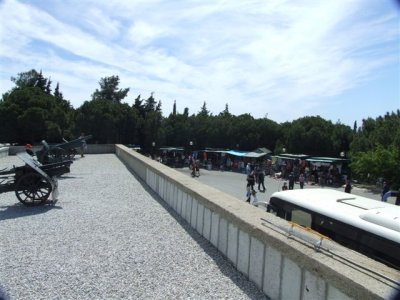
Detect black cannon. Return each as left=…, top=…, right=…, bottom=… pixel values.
left=36, top=135, right=92, bottom=164
left=0, top=153, right=72, bottom=206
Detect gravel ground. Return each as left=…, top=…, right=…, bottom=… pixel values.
left=0, top=154, right=267, bottom=300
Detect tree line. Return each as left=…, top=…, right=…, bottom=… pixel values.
left=1, top=69, right=399, bottom=187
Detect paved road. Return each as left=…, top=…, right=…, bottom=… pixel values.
left=175, top=166, right=392, bottom=205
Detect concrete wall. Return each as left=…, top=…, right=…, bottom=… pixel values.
left=116, top=144, right=399, bottom=300
left=7, top=144, right=115, bottom=155
left=0, top=147, right=9, bottom=158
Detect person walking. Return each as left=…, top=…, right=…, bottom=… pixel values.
left=299, top=173, right=305, bottom=189
left=246, top=163, right=252, bottom=176
left=288, top=172, right=295, bottom=190
left=258, top=168, right=266, bottom=192
left=381, top=181, right=390, bottom=201
left=246, top=170, right=256, bottom=202
left=79, top=133, right=87, bottom=157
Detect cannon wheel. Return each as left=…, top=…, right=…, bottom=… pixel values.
left=15, top=173, right=52, bottom=206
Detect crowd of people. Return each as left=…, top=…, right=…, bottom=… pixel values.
left=242, top=161, right=400, bottom=206
left=181, top=152, right=400, bottom=206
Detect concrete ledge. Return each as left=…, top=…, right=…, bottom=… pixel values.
left=86, top=144, right=115, bottom=154
left=0, top=147, right=9, bottom=158
left=116, top=144, right=399, bottom=300
left=8, top=144, right=115, bottom=155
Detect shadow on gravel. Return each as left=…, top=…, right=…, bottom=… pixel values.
left=0, top=203, right=62, bottom=221
left=121, top=163, right=268, bottom=299
left=0, top=285, right=10, bottom=300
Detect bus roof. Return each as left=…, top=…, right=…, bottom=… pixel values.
left=270, top=189, right=400, bottom=243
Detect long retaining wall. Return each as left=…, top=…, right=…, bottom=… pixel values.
left=0, top=147, right=9, bottom=158
left=116, top=144, right=399, bottom=300
left=7, top=144, right=115, bottom=155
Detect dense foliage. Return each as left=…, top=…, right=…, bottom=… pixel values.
left=350, top=112, right=400, bottom=187
left=1, top=69, right=398, bottom=186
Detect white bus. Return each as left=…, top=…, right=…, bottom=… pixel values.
left=267, top=189, right=400, bottom=269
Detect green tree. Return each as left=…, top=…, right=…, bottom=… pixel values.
left=198, top=102, right=209, bottom=117
left=144, top=92, right=157, bottom=112
left=1, top=70, right=73, bottom=143
left=0, top=104, right=18, bottom=142
left=54, top=82, right=63, bottom=100
left=91, top=76, right=129, bottom=103
left=45, top=77, right=52, bottom=95
left=172, top=100, right=177, bottom=116
left=351, top=145, right=400, bottom=187
left=350, top=111, right=400, bottom=186
left=11, top=69, right=43, bottom=89
left=18, top=107, right=48, bottom=142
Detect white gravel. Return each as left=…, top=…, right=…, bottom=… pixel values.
left=0, top=154, right=267, bottom=300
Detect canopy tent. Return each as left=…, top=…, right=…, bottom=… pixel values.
left=306, top=157, right=348, bottom=164
left=256, top=147, right=272, bottom=154
left=226, top=150, right=266, bottom=158
left=204, top=148, right=271, bottom=158
left=159, top=147, right=184, bottom=152
left=275, top=154, right=310, bottom=160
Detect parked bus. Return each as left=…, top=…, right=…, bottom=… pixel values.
left=267, top=189, right=400, bottom=269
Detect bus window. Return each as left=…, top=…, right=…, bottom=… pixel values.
left=269, top=198, right=310, bottom=225
left=268, top=198, right=287, bottom=218
left=312, top=214, right=359, bottom=248
left=291, top=209, right=311, bottom=228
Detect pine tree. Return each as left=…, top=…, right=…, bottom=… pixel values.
left=199, top=102, right=209, bottom=116
left=54, top=82, right=63, bottom=99
left=172, top=100, right=177, bottom=116
left=224, top=103, right=229, bottom=114
left=35, top=70, right=47, bottom=91
left=183, top=107, right=189, bottom=117
left=45, top=77, right=52, bottom=95
left=144, top=92, right=156, bottom=111
left=156, top=100, right=162, bottom=112
left=133, top=94, right=142, bottom=109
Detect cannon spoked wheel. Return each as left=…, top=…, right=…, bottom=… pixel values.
left=15, top=173, right=52, bottom=206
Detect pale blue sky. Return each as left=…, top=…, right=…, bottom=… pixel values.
left=0, top=0, right=399, bottom=126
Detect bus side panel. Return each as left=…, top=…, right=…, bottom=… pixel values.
left=268, top=197, right=400, bottom=269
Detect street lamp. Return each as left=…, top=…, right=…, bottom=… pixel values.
left=282, top=147, right=286, bottom=153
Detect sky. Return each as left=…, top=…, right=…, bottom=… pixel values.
left=0, top=0, right=399, bottom=127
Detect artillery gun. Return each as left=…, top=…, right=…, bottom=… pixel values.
left=35, top=135, right=92, bottom=164
left=0, top=153, right=72, bottom=206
